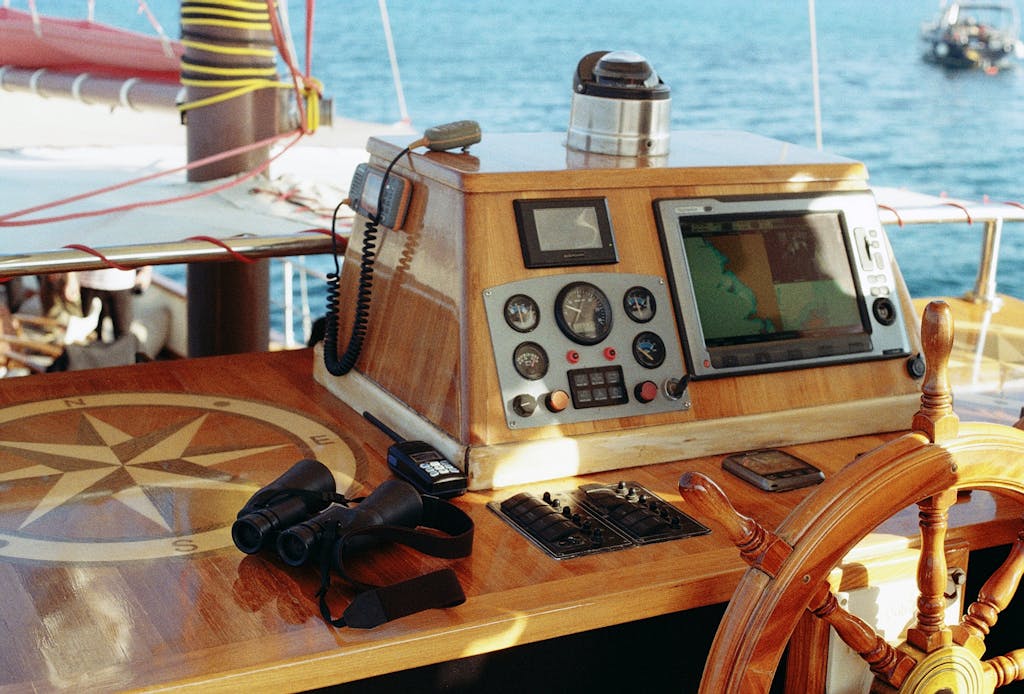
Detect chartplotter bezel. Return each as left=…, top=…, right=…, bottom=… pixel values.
left=654, top=191, right=911, bottom=379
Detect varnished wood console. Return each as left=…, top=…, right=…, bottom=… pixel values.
left=314, top=130, right=925, bottom=489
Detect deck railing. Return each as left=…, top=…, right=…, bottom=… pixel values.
left=873, top=186, right=1024, bottom=307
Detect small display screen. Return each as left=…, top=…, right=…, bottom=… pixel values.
left=358, top=169, right=384, bottom=217
left=514, top=198, right=617, bottom=268
left=679, top=212, right=867, bottom=348
left=533, top=206, right=604, bottom=251
left=736, top=450, right=807, bottom=475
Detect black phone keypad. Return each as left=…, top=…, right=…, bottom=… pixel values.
left=489, top=481, right=710, bottom=559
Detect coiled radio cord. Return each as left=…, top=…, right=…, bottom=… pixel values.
left=322, top=120, right=481, bottom=377
left=323, top=146, right=411, bottom=376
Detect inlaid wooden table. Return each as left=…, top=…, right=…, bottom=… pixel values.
left=0, top=338, right=1020, bottom=692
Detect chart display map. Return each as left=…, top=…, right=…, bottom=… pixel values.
left=681, top=213, right=864, bottom=346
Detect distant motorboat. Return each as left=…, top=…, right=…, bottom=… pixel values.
left=920, top=1, right=1024, bottom=71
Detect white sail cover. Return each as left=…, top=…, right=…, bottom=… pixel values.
left=0, top=92, right=411, bottom=274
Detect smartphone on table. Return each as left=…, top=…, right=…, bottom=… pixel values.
left=722, top=449, right=824, bottom=492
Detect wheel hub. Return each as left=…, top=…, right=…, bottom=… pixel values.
left=897, top=644, right=988, bottom=694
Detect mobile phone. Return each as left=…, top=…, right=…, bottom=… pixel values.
left=721, top=449, right=824, bottom=492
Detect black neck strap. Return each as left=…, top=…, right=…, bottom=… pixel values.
left=316, top=495, right=474, bottom=628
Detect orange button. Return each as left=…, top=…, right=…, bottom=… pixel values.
left=545, top=390, right=571, bottom=412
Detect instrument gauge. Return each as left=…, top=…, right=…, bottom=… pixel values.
left=513, top=342, right=549, bottom=380
left=503, top=294, right=540, bottom=333
left=632, top=331, right=666, bottom=369
left=623, top=286, right=656, bottom=323
left=555, top=281, right=613, bottom=345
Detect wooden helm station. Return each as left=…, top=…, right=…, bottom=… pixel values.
left=314, top=129, right=925, bottom=490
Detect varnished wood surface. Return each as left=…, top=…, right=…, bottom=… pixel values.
left=369, top=131, right=868, bottom=194
left=1, top=308, right=1022, bottom=693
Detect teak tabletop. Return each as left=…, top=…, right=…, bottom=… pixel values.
left=0, top=338, right=1021, bottom=692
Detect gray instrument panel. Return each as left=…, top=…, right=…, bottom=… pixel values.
left=483, top=273, right=690, bottom=429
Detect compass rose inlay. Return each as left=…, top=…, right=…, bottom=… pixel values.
left=0, top=393, right=363, bottom=563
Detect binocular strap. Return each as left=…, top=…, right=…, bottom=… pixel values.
left=316, top=496, right=474, bottom=629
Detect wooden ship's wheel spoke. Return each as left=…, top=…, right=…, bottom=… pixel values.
left=905, top=489, right=958, bottom=653
left=678, top=301, right=1024, bottom=694
left=964, top=531, right=1024, bottom=688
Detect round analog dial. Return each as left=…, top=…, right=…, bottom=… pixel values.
left=513, top=342, right=549, bottom=380
left=554, top=282, right=613, bottom=345
left=623, top=286, right=656, bottom=323
left=503, top=294, right=540, bottom=333
left=632, top=331, right=666, bottom=369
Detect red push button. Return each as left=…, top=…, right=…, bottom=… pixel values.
left=634, top=380, right=659, bottom=403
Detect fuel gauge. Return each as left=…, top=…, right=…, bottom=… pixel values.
left=632, top=331, right=666, bottom=369
left=504, top=294, right=540, bottom=333
left=623, top=286, right=656, bottom=323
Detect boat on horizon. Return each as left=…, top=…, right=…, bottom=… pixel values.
left=920, top=0, right=1024, bottom=72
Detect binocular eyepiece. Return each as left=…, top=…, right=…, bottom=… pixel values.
left=232, top=459, right=424, bottom=568
left=232, top=458, right=337, bottom=554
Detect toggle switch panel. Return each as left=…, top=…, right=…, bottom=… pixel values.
left=488, top=480, right=710, bottom=559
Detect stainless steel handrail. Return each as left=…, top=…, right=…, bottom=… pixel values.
left=873, top=186, right=1024, bottom=306
left=0, top=234, right=336, bottom=277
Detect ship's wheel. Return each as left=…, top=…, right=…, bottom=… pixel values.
left=679, top=301, right=1024, bottom=694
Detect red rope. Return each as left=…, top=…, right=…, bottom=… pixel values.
left=305, top=0, right=315, bottom=78
left=61, top=245, right=135, bottom=271
left=877, top=204, right=904, bottom=227
left=942, top=201, right=973, bottom=225
left=264, top=0, right=313, bottom=134
left=185, top=236, right=256, bottom=263
left=0, top=131, right=304, bottom=227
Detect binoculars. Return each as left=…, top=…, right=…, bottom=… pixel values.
left=232, top=458, right=423, bottom=567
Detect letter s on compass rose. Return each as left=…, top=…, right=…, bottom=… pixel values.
left=0, top=393, right=364, bottom=563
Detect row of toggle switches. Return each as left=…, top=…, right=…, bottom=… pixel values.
left=488, top=480, right=710, bottom=559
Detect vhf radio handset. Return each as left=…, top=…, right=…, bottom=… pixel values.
left=364, top=411, right=468, bottom=498
left=323, top=120, right=481, bottom=378
left=346, top=119, right=482, bottom=228
left=347, top=163, right=412, bottom=230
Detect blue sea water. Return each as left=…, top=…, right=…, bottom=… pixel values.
left=36, top=0, right=1024, bottom=305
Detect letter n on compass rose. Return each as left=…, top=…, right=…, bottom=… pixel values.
left=0, top=393, right=362, bottom=562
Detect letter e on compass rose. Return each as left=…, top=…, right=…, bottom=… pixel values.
left=0, top=393, right=363, bottom=562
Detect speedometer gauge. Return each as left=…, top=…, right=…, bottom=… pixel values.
left=554, top=281, right=613, bottom=345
